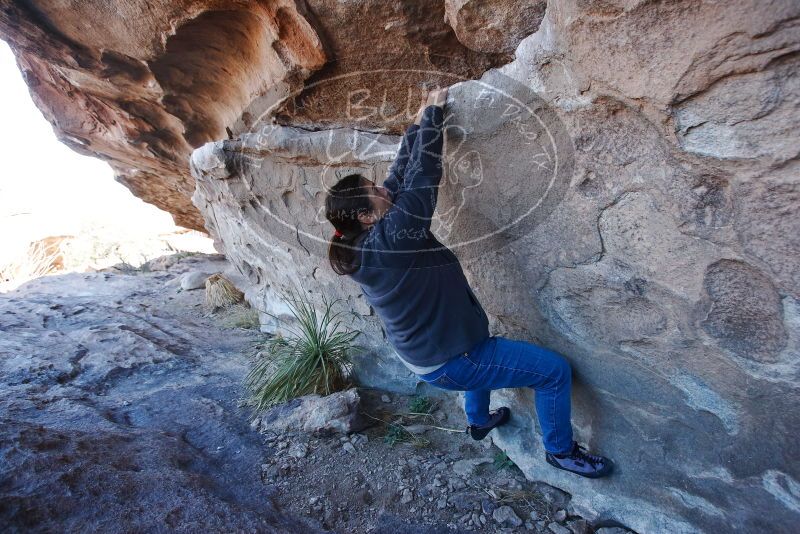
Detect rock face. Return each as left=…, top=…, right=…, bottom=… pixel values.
left=5, top=1, right=800, bottom=533
left=444, top=0, right=548, bottom=54
left=0, top=0, right=509, bottom=229
left=0, top=255, right=326, bottom=532
left=188, top=2, right=800, bottom=533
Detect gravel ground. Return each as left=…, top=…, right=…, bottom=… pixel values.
left=259, top=388, right=604, bottom=534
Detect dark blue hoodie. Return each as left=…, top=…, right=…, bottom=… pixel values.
left=349, top=105, right=490, bottom=370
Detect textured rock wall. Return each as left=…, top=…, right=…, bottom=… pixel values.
left=0, top=0, right=506, bottom=228
left=190, top=2, right=800, bottom=533
left=0, top=0, right=323, bottom=228
left=4, top=0, right=800, bottom=532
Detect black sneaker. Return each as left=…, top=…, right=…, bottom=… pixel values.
left=466, top=407, right=511, bottom=440
left=545, top=441, right=614, bottom=478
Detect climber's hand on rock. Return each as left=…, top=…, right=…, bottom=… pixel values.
left=413, top=98, right=426, bottom=125
left=414, top=86, right=447, bottom=124
left=426, top=86, right=448, bottom=108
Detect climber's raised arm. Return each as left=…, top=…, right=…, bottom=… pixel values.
left=382, top=91, right=432, bottom=200
left=383, top=121, right=420, bottom=201
left=376, top=87, right=448, bottom=250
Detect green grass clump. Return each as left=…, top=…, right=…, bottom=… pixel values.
left=493, top=451, right=517, bottom=471
left=383, top=422, right=408, bottom=446
left=243, top=291, right=358, bottom=413
left=408, top=395, right=434, bottom=415
left=383, top=421, right=430, bottom=448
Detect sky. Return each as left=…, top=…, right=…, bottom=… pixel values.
left=0, top=39, right=197, bottom=266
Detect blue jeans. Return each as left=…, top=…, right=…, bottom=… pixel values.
left=418, top=336, right=574, bottom=454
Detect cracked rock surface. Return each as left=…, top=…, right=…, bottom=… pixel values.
left=2, top=1, right=799, bottom=533
left=0, top=254, right=325, bottom=533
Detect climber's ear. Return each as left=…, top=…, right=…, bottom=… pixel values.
left=357, top=211, right=376, bottom=226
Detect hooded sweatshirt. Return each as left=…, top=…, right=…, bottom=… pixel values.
left=349, top=104, right=490, bottom=373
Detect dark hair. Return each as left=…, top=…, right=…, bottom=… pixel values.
left=325, top=173, right=372, bottom=275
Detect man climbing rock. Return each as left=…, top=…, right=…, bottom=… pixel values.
left=323, top=86, right=613, bottom=479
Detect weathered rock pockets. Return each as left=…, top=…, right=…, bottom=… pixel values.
left=3, top=1, right=800, bottom=533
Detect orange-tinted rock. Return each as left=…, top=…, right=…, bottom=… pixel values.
left=444, top=0, right=547, bottom=54
left=0, top=1, right=322, bottom=229
left=0, top=0, right=514, bottom=228
left=272, top=0, right=513, bottom=133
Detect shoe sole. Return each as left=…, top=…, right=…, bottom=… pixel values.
left=468, top=407, right=510, bottom=440
left=545, top=454, right=614, bottom=478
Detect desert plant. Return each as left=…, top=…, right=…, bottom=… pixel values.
left=493, top=451, right=517, bottom=471
left=408, top=395, right=434, bottom=415
left=383, top=421, right=430, bottom=448
left=243, top=291, right=358, bottom=412
left=220, top=304, right=261, bottom=329
left=205, top=273, right=244, bottom=311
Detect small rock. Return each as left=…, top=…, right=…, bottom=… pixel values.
left=180, top=271, right=210, bottom=290
left=471, top=512, right=480, bottom=526
left=529, top=510, right=541, bottom=521
left=449, top=492, right=475, bottom=512
left=437, top=497, right=448, bottom=510
left=308, top=496, right=319, bottom=505
left=259, top=388, right=368, bottom=436
left=595, top=528, right=633, bottom=534
left=479, top=515, right=487, bottom=525
left=343, top=442, right=357, bottom=454
left=481, top=499, right=496, bottom=515
left=548, top=522, right=571, bottom=534
left=452, top=457, right=492, bottom=477
left=401, top=488, right=413, bottom=504
left=492, top=506, right=523, bottom=527
left=525, top=521, right=535, bottom=531
left=381, top=394, right=391, bottom=403
left=350, top=433, right=369, bottom=447
left=287, top=442, right=308, bottom=458
left=532, top=482, right=571, bottom=511
left=567, top=519, right=590, bottom=534
left=554, top=509, right=567, bottom=522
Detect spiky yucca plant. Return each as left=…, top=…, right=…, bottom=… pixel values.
left=243, top=291, right=358, bottom=413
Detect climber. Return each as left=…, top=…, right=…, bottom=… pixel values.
left=324, top=86, right=613, bottom=478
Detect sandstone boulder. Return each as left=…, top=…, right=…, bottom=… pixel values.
left=256, top=388, right=370, bottom=436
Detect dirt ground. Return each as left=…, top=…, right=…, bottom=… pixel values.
left=258, top=387, right=608, bottom=534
